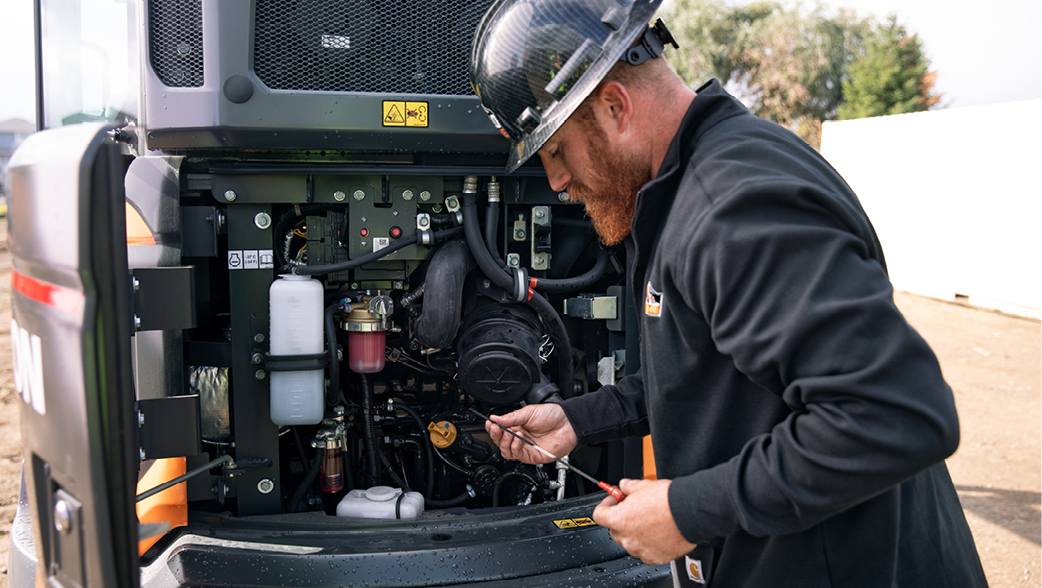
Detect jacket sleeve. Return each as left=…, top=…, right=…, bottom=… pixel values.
left=560, top=370, right=648, bottom=446
left=666, top=185, right=960, bottom=544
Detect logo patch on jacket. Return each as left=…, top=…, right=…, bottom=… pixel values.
left=644, top=281, right=663, bottom=317
left=685, top=556, right=706, bottom=584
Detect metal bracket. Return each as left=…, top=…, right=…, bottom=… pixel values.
left=138, top=395, right=202, bottom=460
left=563, top=294, right=618, bottom=320
left=531, top=206, right=551, bottom=271
left=131, top=266, right=197, bottom=332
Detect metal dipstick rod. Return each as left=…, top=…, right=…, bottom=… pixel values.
left=469, top=408, right=625, bottom=502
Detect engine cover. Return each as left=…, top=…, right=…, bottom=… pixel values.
left=457, top=304, right=544, bottom=405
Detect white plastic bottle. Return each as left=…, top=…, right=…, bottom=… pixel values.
left=269, top=274, right=324, bottom=426
left=336, top=486, right=425, bottom=519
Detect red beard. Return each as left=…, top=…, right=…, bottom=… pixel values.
left=566, top=124, right=649, bottom=246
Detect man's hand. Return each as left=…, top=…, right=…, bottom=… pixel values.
left=484, top=404, right=578, bottom=464
left=592, top=478, right=696, bottom=565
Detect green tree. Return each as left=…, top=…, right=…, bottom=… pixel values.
left=666, top=0, right=871, bottom=147
left=837, top=16, right=941, bottom=120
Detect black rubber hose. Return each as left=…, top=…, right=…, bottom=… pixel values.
left=361, top=374, right=379, bottom=486
left=484, top=200, right=505, bottom=268
left=393, top=402, right=436, bottom=498
left=462, top=193, right=575, bottom=397
left=414, top=239, right=474, bottom=349
left=425, top=487, right=475, bottom=508
left=533, top=246, right=609, bottom=293
left=492, top=471, right=541, bottom=507
left=324, top=303, right=341, bottom=406
left=289, top=450, right=323, bottom=513
left=379, top=450, right=411, bottom=490
left=294, top=227, right=464, bottom=276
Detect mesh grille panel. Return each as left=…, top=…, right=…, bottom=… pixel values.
left=254, top=0, right=496, bottom=95
left=149, top=0, right=204, bottom=88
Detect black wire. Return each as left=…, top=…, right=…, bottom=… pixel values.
left=289, top=450, right=323, bottom=513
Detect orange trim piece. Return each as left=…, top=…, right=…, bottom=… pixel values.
left=642, top=436, right=657, bottom=480
left=136, top=457, right=187, bottom=555
left=125, top=202, right=156, bottom=246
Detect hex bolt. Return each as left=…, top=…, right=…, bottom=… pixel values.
left=361, top=241, right=367, bottom=248
left=254, top=369, right=266, bottom=381
left=257, top=479, right=275, bottom=494
left=402, top=189, right=415, bottom=201
left=558, top=192, right=570, bottom=202
left=251, top=352, right=264, bottom=365
left=353, top=189, right=366, bottom=201
left=138, top=412, right=145, bottom=427
left=394, top=281, right=403, bottom=289
left=140, top=448, right=147, bottom=461
left=514, top=228, right=526, bottom=239
left=535, top=255, right=545, bottom=265
left=350, top=283, right=360, bottom=290
left=254, top=212, right=272, bottom=230
left=432, top=204, right=443, bottom=213
left=254, top=333, right=265, bottom=343
left=133, top=277, right=140, bottom=292
left=392, top=210, right=399, bottom=216
left=134, top=315, right=142, bottom=330
left=224, top=190, right=237, bottom=202
left=334, top=190, right=346, bottom=202
left=361, top=216, right=367, bottom=223
left=535, top=209, right=545, bottom=219
left=419, top=190, right=432, bottom=202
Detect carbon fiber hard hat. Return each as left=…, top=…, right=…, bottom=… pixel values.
left=470, top=0, right=670, bottom=173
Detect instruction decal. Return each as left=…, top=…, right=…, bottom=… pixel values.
left=229, top=250, right=274, bottom=270
left=382, top=101, right=429, bottom=127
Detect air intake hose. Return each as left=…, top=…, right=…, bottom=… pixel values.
left=414, top=239, right=474, bottom=349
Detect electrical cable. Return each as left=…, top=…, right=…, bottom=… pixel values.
left=392, top=402, right=436, bottom=498
left=324, top=302, right=342, bottom=406
left=361, top=374, right=379, bottom=486
left=293, top=227, right=464, bottom=276
left=492, top=470, right=541, bottom=507
left=289, top=450, right=323, bottom=513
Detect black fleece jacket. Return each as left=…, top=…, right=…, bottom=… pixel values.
left=560, top=80, right=986, bottom=587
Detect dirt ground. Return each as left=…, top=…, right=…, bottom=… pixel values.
left=0, top=226, right=1037, bottom=587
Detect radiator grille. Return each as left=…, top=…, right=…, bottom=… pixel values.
left=253, top=0, right=496, bottom=95
left=148, top=0, right=204, bottom=88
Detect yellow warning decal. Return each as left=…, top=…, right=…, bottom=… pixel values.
left=406, top=102, right=428, bottom=127
left=383, top=101, right=429, bottom=127
left=383, top=102, right=406, bottom=126
left=553, top=517, right=597, bottom=529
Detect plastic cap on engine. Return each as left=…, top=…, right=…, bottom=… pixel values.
left=469, top=0, right=666, bottom=173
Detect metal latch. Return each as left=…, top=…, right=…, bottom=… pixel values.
left=563, top=294, right=618, bottom=320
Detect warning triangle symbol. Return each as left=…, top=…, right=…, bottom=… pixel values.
left=385, top=104, right=406, bottom=124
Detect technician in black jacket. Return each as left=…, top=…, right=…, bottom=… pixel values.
left=470, top=1, right=987, bottom=586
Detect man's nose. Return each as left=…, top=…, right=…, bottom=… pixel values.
left=539, top=157, right=571, bottom=193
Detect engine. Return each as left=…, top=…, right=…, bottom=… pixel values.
left=176, top=172, right=627, bottom=519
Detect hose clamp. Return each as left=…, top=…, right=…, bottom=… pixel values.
left=511, top=267, right=529, bottom=302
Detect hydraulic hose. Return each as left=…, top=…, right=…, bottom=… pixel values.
left=361, top=374, right=379, bottom=485
left=492, top=471, right=541, bottom=507
left=393, top=402, right=436, bottom=498
left=294, top=227, right=464, bottom=276
left=534, top=247, right=608, bottom=294
left=289, top=450, right=323, bottom=513
left=324, top=303, right=342, bottom=406
left=425, top=486, right=476, bottom=508
left=462, top=191, right=575, bottom=398
left=484, top=200, right=505, bottom=268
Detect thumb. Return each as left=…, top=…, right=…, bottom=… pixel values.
left=618, top=478, right=645, bottom=495
left=491, top=405, right=537, bottom=428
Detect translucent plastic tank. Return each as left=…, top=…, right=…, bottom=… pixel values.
left=269, top=275, right=324, bottom=425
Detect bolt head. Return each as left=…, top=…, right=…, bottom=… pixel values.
left=254, top=333, right=265, bottom=343
left=350, top=283, right=360, bottom=290
left=419, top=190, right=432, bottom=201
left=257, top=479, right=275, bottom=494
left=54, top=500, right=73, bottom=534
left=353, top=189, right=366, bottom=201
left=334, top=190, right=346, bottom=202
left=394, top=281, right=403, bottom=289
left=254, top=369, right=266, bottom=381
left=252, top=352, right=264, bottom=365
left=432, top=204, right=443, bottom=213
left=535, top=210, right=545, bottom=218
left=558, top=192, right=570, bottom=202
left=402, top=189, right=415, bottom=201
left=224, top=190, right=237, bottom=202
left=254, top=212, right=272, bottom=230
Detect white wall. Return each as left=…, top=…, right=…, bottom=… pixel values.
left=821, top=100, right=1042, bottom=319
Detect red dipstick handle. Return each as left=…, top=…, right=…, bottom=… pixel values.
left=598, top=481, right=626, bottom=502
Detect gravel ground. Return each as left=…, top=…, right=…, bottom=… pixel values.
left=0, top=229, right=1037, bottom=586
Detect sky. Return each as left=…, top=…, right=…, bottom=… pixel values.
left=0, top=0, right=1039, bottom=125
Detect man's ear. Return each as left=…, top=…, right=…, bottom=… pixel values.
left=592, top=80, right=633, bottom=138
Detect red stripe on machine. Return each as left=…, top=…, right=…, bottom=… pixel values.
left=11, top=269, right=85, bottom=315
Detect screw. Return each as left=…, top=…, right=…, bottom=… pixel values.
left=483, top=280, right=491, bottom=288
left=257, top=479, right=275, bottom=494
left=140, top=448, right=147, bottom=461
left=432, top=204, right=443, bottom=213
left=134, top=315, right=142, bottom=330
left=558, top=192, right=570, bottom=202
left=394, top=281, right=403, bottom=289
left=138, top=412, right=145, bottom=427
left=353, top=189, right=366, bottom=201
left=54, top=500, right=73, bottom=534
left=254, top=333, right=265, bottom=343
left=254, top=212, right=272, bottom=230
left=392, top=210, right=399, bottom=216
left=402, top=189, right=415, bottom=201
left=360, top=216, right=367, bottom=223
left=133, top=277, right=140, bottom=292
left=350, top=283, right=360, bottom=290
left=535, top=209, right=545, bottom=219
left=336, top=348, right=343, bottom=361
left=446, top=195, right=460, bottom=209
left=419, top=190, right=432, bottom=202
left=514, top=228, right=526, bottom=239
left=361, top=241, right=367, bottom=247
left=255, top=369, right=266, bottom=380
left=334, top=190, right=346, bottom=202
left=535, top=255, right=545, bottom=265
left=252, top=352, right=264, bottom=365
left=224, top=190, right=237, bottom=202
left=417, top=215, right=430, bottom=229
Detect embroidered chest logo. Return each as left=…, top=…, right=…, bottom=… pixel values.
left=685, top=556, right=707, bottom=584
left=644, top=281, right=663, bottom=317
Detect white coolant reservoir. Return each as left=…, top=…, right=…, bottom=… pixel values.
left=336, top=486, right=425, bottom=520
left=269, top=274, right=324, bottom=426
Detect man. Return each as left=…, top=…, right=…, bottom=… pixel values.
left=470, top=0, right=987, bottom=586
